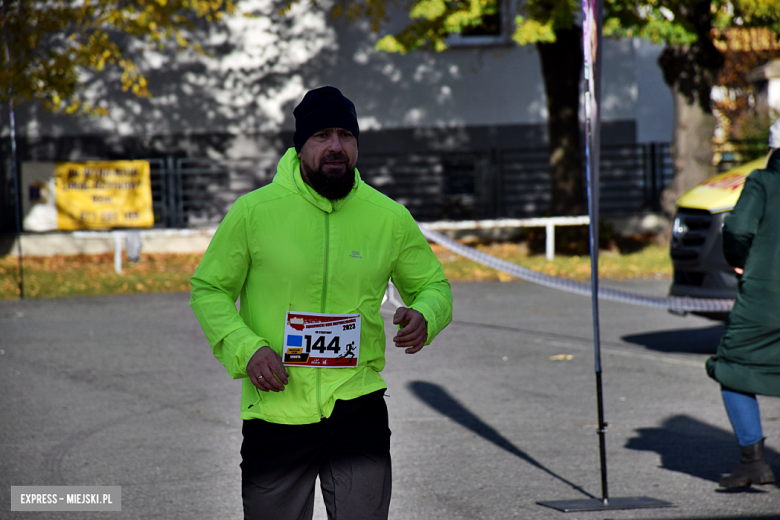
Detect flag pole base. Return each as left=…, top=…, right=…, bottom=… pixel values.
left=537, top=496, right=674, bottom=512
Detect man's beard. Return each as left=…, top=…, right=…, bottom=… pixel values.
left=301, top=153, right=356, bottom=200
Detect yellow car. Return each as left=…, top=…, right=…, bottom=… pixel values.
left=669, top=157, right=766, bottom=320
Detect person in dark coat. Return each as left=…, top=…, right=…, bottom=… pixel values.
left=706, top=121, right=780, bottom=489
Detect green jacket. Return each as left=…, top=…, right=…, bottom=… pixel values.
left=706, top=149, right=780, bottom=397
left=190, top=148, right=453, bottom=424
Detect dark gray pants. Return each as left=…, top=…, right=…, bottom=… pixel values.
left=241, top=391, right=392, bottom=520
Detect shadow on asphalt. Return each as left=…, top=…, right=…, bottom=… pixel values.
left=650, top=517, right=780, bottom=520
left=449, top=319, right=592, bottom=346
left=625, top=414, right=780, bottom=489
left=407, top=381, right=596, bottom=499
left=621, top=325, right=725, bottom=354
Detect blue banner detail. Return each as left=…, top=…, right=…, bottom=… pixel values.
left=287, top=335, right=303, bottom=347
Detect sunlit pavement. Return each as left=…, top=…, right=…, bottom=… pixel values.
left=1, top=280, right=778, bottom=519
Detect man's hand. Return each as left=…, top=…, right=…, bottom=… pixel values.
left=393, top=307, right=428, bottom=354
left=247, top=346, right=289, bottom=392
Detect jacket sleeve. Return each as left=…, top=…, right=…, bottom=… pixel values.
left=391, top=211, right=453, bottom=345
left=722, top=173, right=766, bottom=269
left=189, top=197, right=268, bottom=378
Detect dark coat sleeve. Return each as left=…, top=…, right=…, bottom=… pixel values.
left=722, top=173, right=766, bottom=269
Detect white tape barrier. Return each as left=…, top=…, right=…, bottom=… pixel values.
left=423, top=216, right=591, bottom=260
left=418, top=224, right=734, bottom=314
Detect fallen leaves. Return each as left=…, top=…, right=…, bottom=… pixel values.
left=0, top=252, right=202, bottom=299
left=0, top=241, right=673, bottom=300
left=430, top=242, right=672, bottom=283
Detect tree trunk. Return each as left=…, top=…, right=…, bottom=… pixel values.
left=537, top=28, right=586, bottom=216
left=657, top=2, right=724, bottom=217
left=660, top=84, right=719, bottom=216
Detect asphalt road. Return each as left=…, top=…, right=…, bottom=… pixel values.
left=1, top=280, right=779, bottom=520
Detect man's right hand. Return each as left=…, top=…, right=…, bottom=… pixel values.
left=247, top=346, right=289, bottom=392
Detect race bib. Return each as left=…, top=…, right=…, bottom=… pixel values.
left=282, top=311, right=361, bottom=368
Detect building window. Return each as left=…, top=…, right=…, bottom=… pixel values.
left=447, top=0, right=514, bottom=47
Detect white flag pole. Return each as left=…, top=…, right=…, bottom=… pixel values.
left=538, top=0, right=674, bottom=511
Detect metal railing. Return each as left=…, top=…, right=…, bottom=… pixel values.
left=147, top=156, right=278, bottom=228
left=145, top=142, right=674, bottom=228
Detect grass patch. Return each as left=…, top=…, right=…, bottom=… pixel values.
left=0, top=242, right=672, bottom=300
left=0, top=253, right=202, bottom=299
left=433, top=242, right=672, bottom=283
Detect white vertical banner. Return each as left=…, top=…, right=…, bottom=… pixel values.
left=540, top=6, right=678, bottom=507
left=582, top=0, right=602, bottom=228
left=582, top=0, right=603, bottom=371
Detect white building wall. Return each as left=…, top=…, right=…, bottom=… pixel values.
left=3, top=3, right=674, bottom=147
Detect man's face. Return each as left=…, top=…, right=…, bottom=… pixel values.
left=299, top=127, right=358, bottom=200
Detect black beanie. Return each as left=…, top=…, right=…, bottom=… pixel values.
left=293, top=86, right=359, bottom=152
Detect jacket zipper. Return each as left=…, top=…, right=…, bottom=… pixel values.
left=317, top=212, right=330, bottom=418
left=321, top=212, right=330, bottom=312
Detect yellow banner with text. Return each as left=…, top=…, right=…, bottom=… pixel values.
left=54, top=161, right=154, bottom=230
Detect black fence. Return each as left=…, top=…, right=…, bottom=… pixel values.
left=146, top=142, right=674, bottom=228
left=147, top=156, right=279, bottom=230
left=6, top=139, right=773, bottom=233
left=714, top=139, right=769, bottom=172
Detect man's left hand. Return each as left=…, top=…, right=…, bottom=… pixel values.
left=393, top=307, right=428, bottom=354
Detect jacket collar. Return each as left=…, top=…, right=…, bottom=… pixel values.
left=274, top=147, right=361, bottom=213
left=768, top=148, right=780, bottom=172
